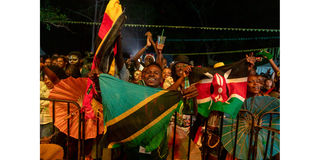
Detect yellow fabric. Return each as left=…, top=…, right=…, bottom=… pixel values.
left=108, top=58, right=116, bottom=76
left=105, top=0, right=122, bottom=22
left=40, top=144, right=64, bottom=160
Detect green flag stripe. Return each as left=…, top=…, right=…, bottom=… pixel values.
left=197, top=101, right=212, bottom=118
left=104, top=91, right=181, bottom=143
left=212, top=97, right=243, bottom=118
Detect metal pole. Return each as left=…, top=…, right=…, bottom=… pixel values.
left=78, top=106, right=82, bottom=160
left=263, top=114, right=273, bottom=160
left=232, top=113, right=240, bottom=160
left=67, top=102, right=70, bottom=160
left=172, top=112, right=177, bottom=160
left=217, top=112, right=224, bottom=160
left=252, top=128, right=260, bottom=160
left=96, top=112, right=99, bottom=160
left=247, top=113, right=255, bottom=160
left=187, top=115, right=193, bottom=160
left=269, top=132, right=275, bottom=160
left=91, top=0, right=98, bottom=52
left=204, top=119, right=209, bottom=160
left=52, top=101, right=55, bottom=136
left=82, top=112, right=85, bottom=160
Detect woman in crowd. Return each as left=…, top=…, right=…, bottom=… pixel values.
left=161, top=67, right=173, bottom=89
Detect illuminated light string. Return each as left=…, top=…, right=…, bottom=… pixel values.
left=162, top=47, right=279, bottom=55
left=43, top=21, right=280, bottom=32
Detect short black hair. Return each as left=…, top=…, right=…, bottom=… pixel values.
left=146, top=62, right=162, bottom=72
left=51, top=56, right=58, bottom=61
left=47, top=65, right=68, bottom=79
left=57, top=56, right=67, bottom=62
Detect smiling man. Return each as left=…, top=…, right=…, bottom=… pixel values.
left=143, top=63, right=163, bottom=88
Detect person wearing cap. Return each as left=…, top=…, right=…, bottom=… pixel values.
left=169, top=55, right=198, bottom=95
left=144, top=53, right=155, bottom=67
left=213, top=62, right=225, bottom=69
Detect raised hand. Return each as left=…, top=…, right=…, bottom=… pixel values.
left=182, top=65, right=193, bottom=78
left=246, top=52, right=256, bottom=66
left=145, top=31, right=152, bottom=37
left=182, top=84, right=199, bottom=99
left=146, top=36, right=151, bottom=47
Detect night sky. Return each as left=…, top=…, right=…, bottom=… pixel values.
left=41, top=0, right=279, bottom=65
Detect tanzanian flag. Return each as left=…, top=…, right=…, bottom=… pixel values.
left=192, top=59, right=248, bottom=118
left=98, top=74, right=182, bottom=151
left=82, top=0, right=126, bottom=119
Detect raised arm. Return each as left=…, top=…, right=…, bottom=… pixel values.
left=40, top=63, right=60, bottom=85
left=167, top=65, right=192, bottom=90
left=144, top=31, right=164, bottom=66
left=130, top=32, right=152, bottom=69
left=156, top=44, right=165, bottom=68
left=256, top=50, right=280, bottom=73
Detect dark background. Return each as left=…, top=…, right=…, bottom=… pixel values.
left=40, top=0, right=279, bottom=65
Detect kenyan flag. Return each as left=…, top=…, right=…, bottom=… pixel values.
left=192, top=59, right=248, bottom=118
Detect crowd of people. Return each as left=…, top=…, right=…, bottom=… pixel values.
left=40, top=31, right=280, bottom=160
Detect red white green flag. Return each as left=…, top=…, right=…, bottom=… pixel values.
left=193, top=59, right=248, bottom=118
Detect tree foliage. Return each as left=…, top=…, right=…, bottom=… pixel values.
left=41, top=6, right=69, bottom=30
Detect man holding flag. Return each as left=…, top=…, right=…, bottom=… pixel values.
left=97, top=63, right=198, bottom=159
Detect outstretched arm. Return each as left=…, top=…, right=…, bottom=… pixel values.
left=145, top=31, right=164, bottom=66
left=130, top=32, right=152, bottom=69
left=167, top=65, right=193, bottom=90
left=256, top=50, right=280, bottom=73
left=146, top=32, right=160, bottom=58
left=40, top=63, right=60, bottom=85
left=156, top=41, right=165, bottom=68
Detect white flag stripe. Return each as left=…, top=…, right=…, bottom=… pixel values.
left=215, top=74, right=220, bottom=86
left=226, top=94, right=245, bottom=102
left=217, top=74, right=224, bottom=86
left=204, top=72, right=213, bottom=78
left=197, top=97, right=212, bottom=103
left=199, top=78, right=213, bottom=84
left=226, top=77, right=248, bottom=83
left=224, top=69, right=232, bottom=79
